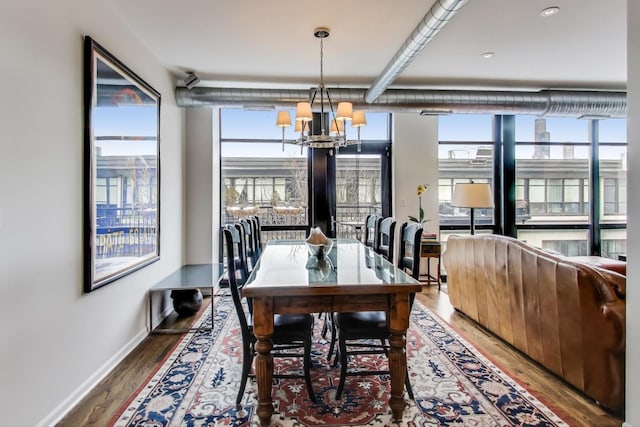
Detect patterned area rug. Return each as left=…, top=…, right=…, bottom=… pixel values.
left=113, top=296, right=568, bottom=426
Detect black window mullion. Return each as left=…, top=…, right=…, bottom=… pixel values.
left=590, top=120, right=601, bottom=255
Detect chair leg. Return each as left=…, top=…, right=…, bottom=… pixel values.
left=335, top=337, right=348, bottom=399
left=303, top=335, right=316, bottom=403
left=236, top=342, right=252, bottom=407
left=320, top=312, right=328, bottom=338
left=405, top=367, right=414, bottom=400
left=326, top=314, right=337, bottom=363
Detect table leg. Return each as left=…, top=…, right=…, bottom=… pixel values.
left=253, top=297, right=274, bottom=426
left=388, top=331, right=408, bottom=420
left=388, top=293, right=410, bottom=421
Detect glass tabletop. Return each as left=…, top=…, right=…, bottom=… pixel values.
left=244, top=239, right=421, bottom=296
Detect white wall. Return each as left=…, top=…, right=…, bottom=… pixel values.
left=626, top=2, right=639, bottom=426
left=393, top=114, right=440, bottom=272
left=185, top=108, right=214, bottom=264
left=393, top=113, right=440, bottom=229
left=0, top=1, right=185, bottom=425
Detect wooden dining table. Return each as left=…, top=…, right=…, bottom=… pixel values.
left=242, top=238, right=422, bottom=426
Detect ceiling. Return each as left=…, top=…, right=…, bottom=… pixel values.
left=109, top=0, right=627, bottom=93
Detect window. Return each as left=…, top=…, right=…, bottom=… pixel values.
left=220, top=109, right=393, bottom=242
left=438, top=114, right=626, bottom=260
left=438, top=114, right=494, bottom=229
left=515, top=117, right=590, bottom=223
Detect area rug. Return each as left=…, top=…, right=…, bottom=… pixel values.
left=113, top=296, right=568, bottom=426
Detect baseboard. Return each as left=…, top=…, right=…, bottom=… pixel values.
left=37, top=327, right=148, bottom=427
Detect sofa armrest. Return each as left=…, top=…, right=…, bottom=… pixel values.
left=596, top=268, right=626, bottom=300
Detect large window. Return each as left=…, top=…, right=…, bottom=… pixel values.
left=438, top=114, right=627, bottom=259
left=438, top=114, right=494, bottom=230
left=334, top=153, right=384, bottom=238
left=220, top=109, right=391, bottom=242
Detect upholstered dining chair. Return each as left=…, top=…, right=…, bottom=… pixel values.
left=333, top=246, right=415, bottom=400
left=363, top=213, right=381, bottom=249
left=250, top=215, right=263, bottom=257
left=222, top=227, right=316, bottom=406
left=219, top=223, right=250, bottom=288
left=238, top=219, right=259, bottom=271
left=375, top=217, right=396, bottom=262
left=398, top=222, right=423, bottom=280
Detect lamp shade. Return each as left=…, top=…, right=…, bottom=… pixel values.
left=335, top=102, right=353, bottom=121
left=451, top=182, right=494, bottom=208
left=276, top=111, right=291, bottom=127
left=330, top=118, right=344, bottom=134
left=295, top=102, right=313, bottom=122
left=294, top=120, right=309, bottom=133
left=352, top=110, right=367, bottom=128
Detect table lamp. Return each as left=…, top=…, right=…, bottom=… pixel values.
left=451, top=182, right=494, bottom=235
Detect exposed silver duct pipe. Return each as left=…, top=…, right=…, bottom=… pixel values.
left=364, top=0, right=469, bottom=104
left=175, top=86, right=626, bottom=118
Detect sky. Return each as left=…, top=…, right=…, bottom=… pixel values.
left=94, top=106, right=627, bottom=158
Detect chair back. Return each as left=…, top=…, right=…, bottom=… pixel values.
left=222, top=227, right=252, bottom=336
left=376, top=217, right=396, bottom=262
left=250, top=216, right=263, bottom=256
left=364, top=213, right=381, bottom=248
left=225, top=223, right=249, bottom=284
left=238, top=219, right=257, bottom=268
left=398, top=222, right=423, bottom=280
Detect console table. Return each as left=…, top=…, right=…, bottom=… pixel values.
left=420, top=239, right=441, bottom=290
left=149, top=263, right=225, bottom=334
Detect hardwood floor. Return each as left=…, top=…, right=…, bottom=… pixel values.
left=57, top=287, right=623, bottom=426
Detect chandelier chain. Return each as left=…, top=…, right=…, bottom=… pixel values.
left=319, top=38, right=324, bottom=88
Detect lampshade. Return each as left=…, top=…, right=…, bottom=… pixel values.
left=335, top=102, right=353, bottom=121
left=330, top=118, right=344, bottom=134
left=352, top=110, right=367, bottom=127
left=451, top=182, right=494, bottom=208
left=295, top=102, right=313, bottom=122
left=276, top=111, right=291, bottom=127
left=295, top=120, right=309, bottom=133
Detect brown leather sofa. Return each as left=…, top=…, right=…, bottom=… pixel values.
left=442, top=234, right=626, bottom=411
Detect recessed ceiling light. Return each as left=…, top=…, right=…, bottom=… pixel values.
left=480, top=52, right=494, bottom=59
left=540, top=6, right=560, bottom=17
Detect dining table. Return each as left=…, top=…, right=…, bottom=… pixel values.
left=242, top=238, right=422, bottom=426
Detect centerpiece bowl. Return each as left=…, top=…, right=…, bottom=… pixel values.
left=305, top=240, right=334, bottom=259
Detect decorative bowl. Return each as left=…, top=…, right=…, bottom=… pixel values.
left=305, top=240, right=334, bottom=259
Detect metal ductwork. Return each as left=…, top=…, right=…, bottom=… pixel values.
left=365, top=0, right=469, bottom=104
left=175, top=86, right=626, bottom=118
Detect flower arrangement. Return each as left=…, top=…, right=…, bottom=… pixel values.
left=408, top=184, right=430, bottom=223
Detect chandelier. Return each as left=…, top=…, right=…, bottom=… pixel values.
left=276, top=27, right=367, bottom=151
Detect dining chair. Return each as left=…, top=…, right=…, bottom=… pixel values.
left=333, top=245, right=415, bottom=400
left=222, top=227, right=317, bottom=406
left=238, top=219, right=259, bottom=271
left=250, top=215, right=263, bottom=257
left=219, top=223, right=250, bottom=289
left=375, top=217, right=396, bottom=262
left=398, top=222, right=423, bottom=280
left=363, top=213, right=381, bottom=249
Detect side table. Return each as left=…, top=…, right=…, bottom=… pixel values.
left=420, top=239, right=441, bottom=290
left=149, top=263, right=225, bottom=334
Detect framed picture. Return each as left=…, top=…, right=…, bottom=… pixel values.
left=83, top=36, right=161, bottom=292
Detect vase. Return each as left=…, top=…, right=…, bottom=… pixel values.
left=170, top=289, right=203, bottom=317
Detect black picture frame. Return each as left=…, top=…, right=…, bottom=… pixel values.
left=83, top=36, right=161, bottom=292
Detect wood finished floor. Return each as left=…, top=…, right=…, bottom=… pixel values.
left=57, top=286, right=623, bottom=426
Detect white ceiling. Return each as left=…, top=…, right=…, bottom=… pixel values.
left=109, top=0, right=627, bottom=92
